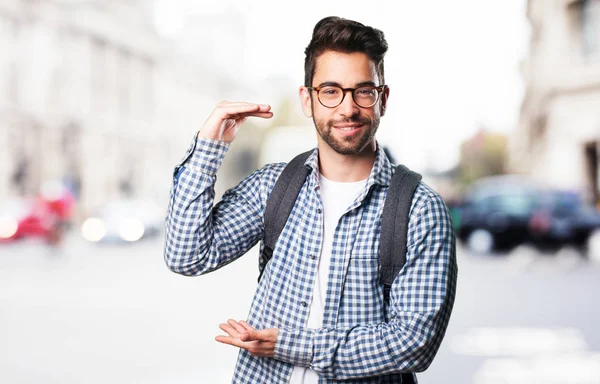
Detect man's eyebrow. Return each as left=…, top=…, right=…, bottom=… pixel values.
left=316, top=81, right=342, bottom=87
left=357, top=81, right=377, bottom=87
left=316, top=81, right=378, bottom=87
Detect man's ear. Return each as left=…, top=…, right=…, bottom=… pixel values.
left=379, top=86, right=390, bottom=117
left=299, top=86, right=313, bottom=118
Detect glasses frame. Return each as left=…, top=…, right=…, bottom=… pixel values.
left=307, top=84, right=387, bottom=109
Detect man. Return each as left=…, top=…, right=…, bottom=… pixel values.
left=164, top=16, right=457, bottom=384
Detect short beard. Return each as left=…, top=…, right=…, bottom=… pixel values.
left=313, top=112, right=379, bottom=155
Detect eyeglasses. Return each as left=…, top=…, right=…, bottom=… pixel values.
left=307, top=84, right=387, bottom=108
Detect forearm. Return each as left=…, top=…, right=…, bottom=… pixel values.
left=164, top=137, right=261, bottom=276
left=274, top=301, right=453, bottom=379
left=164, top=170, right=226, bottom=276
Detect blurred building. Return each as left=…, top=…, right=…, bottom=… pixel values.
left=0, top=0, right=240, bottom=216
left=168, top=10, right=267, bottom=199
left=512, top=0, right=600, bottom=204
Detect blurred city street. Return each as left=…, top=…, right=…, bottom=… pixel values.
left=1, top=1, right=600, bottom=383
left=1, top=233, right=600, bottom=384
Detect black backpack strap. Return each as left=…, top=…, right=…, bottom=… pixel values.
left=258, top=150, right=313, bottom=282
left=381, top=165, right=421, bottom=384
left=380, top=165, right=422, bottom=305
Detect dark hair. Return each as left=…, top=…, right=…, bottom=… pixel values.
left=304, top=16, right=388, bottom=87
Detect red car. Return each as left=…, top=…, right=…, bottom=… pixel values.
left=0, top=194, right=74, bottom=244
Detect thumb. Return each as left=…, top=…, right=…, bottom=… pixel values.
left=240, top=329, right=260, bottom=342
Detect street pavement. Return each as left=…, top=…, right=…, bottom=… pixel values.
left=1, top=232, right=599, bottom=384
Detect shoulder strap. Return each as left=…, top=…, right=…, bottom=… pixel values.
left=380, top=165, right=422, bottom=305
left=258, top=150, right=312, bottom=282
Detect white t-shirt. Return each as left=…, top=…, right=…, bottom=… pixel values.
left=289, top=174, right=367, bottom=384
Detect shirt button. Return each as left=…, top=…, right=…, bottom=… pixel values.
left=310, top=254, right=316, bottom=260
left=317, top=208, right=322, bottom=214
left=301, top=301, right=307, bottom=307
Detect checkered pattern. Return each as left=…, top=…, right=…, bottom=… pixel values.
left=164, top=136, right=458, bottom=384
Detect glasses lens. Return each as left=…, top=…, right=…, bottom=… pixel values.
left=317, top=86, right=343, bottom=108
left=353, top=87, right=379, bottom=108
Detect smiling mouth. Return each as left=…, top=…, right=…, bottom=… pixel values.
left=334, top=125, right=362, bottom=131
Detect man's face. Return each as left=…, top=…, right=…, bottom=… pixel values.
left=300, top=51, right=389, bottom=156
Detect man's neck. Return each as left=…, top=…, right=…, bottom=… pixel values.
left=317, top=142, right=377, bottom=182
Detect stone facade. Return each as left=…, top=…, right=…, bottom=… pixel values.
left=0, top=0, right=229, bottom=216
left=512, top=0, right=600, bottom=204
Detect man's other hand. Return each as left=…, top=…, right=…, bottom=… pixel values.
left=215, top=319, right=278, bottom=357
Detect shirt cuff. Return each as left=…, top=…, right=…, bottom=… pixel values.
left=176, top=135, right=230, bottom=177
left=273, top=327, right=315, bottom=367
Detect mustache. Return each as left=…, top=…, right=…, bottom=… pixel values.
left=328, top=116, right=371, bottom=127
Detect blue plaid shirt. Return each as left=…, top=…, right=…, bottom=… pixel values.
left=164, top=136, right=457, bottom=384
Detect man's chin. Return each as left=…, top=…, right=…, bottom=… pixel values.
left=327, top=139, right=373, bottom=156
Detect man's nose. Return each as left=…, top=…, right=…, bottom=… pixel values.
left=337, top=90, right=360, bottom=117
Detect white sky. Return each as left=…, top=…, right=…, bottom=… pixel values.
left=154, top=0, right=530, bottom=173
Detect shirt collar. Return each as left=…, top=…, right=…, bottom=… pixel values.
left=303, top=141, right=395, bottom=188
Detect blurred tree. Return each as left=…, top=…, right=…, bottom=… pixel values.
left=458, top=127, right=508, bottom=186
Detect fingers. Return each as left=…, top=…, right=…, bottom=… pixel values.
left=223, top=112, right=273, bottom=121
left=215, top=334, right=271, bottom=356
left=227, top=319, right=247, bottom=335
left=239, top=320, right=254, bottom=331
left=218, top=319, right=249, bottom=336
left=215, top=320, right=277, bottom=357
left=217, top=319, right=258, bottom=342
left=238, top=321, right=255, bottom=342
left=219, top=323, right=239, bottom=337
left=215, top=334, right=243, bottom=348
left=240, top=331, right=253, bottom=342
left=215, top=102, right=272, bottom=120
left=215, top=320, right=252, bottom=348
left=215, top=321, right=246, bottom=348
left=199, top=101, right=273, bottom=142
left=217, top=101, right=271, bottom=110
left=246, top=112, right=274, bottom=118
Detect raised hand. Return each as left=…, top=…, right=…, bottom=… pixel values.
left=197, top=101, right=273, bottom=143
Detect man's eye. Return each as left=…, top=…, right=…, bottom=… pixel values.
left=357, top=88, right=375, bottom=96
left=321, top=88, right=340, bottom=95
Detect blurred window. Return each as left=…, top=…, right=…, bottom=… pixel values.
left=549, top=192, right=581, bottom=211
left=91, top=37, right=107, bottom=115
left=142, top=57, right=154, bottom=120
left=6, top=19, right=19, bottom=105
left=8, top=61, right=18, bottom=104
left=497, top=195, right=537, bottom=215
left=118, top=49, right=131, bottom=117
left=471, top=197, right=493, bottom=214
left=582, top=0, right=600, bottom=59
left=475, top=194, right=536, bottom=216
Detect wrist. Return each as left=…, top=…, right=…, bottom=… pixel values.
left=196, top=128, right=236, bottom=144
left=181, top=136, right=230, bottom=176
left=196, top=130, right=220, bottom=141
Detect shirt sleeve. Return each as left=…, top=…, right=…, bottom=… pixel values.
left=272, top=191, right=458, bottom=380
left=163, top=135, right=267, bottom=276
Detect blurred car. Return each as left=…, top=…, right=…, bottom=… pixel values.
left=529, top=190, right=600, bottom=249
left=39, top=179, right=77, bottom=226
left=81, top=198, right=164, bottom=244
left=454, top=175, right=542, bottom=253
left=455, top=175, right=600, bottom=254
left=0, top=198, right=62, bottom=243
